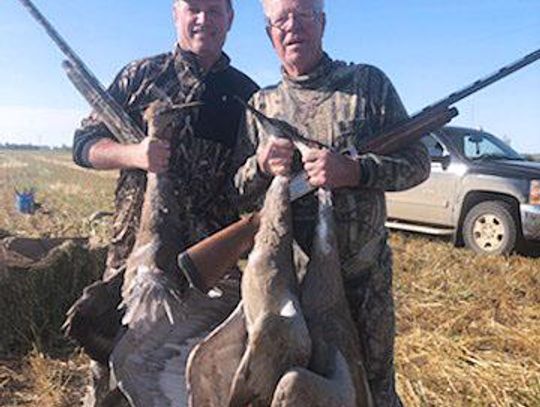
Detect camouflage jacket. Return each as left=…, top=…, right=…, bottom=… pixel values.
left=73, top=47, right=258, bottom=275
left=234, top=54, right=430, bottom=279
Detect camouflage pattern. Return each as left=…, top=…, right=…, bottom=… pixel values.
left=71, top=47, right=257, bottom=406
left=234, top=53, right=430, bottom=406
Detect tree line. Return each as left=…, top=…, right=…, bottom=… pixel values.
left=0, top=143, right=71, bottom=151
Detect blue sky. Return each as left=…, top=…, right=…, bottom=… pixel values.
left=0, top=0, right=539, bottom=152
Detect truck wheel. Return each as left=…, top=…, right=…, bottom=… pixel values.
left=462, top=201, right=517, bottom=255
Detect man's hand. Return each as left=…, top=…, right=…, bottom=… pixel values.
left=302, top=148, right=361, bottom=189
left=87, top=137, right=170, bottom=172
left=257, top=137, right=294, bottom=176
left=132, top=137, right=171, bottom=173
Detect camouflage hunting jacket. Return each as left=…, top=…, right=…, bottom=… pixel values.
left=234, top=54, right=430, bottom=281
left=73, top=47, right=258, bottom=274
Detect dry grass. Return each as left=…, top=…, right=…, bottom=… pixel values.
left=0, top=150, right=539, bottom=406
left=392, top=233, right=540, bottom=406
left=0, top=350, right=89, bottom=407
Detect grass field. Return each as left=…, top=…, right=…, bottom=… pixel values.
left=0, top=150, right=116, bottom=244
left=0, top=150, right=539, bottom=406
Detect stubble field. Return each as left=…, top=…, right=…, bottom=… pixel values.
left=0, top=150, right=539, bottom=406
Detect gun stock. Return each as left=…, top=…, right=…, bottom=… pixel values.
left=180, top=49, right=540, bottom=293
left=179, top=213, right=261, bottom=292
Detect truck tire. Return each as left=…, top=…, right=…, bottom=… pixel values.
left=462, top=200, right=517, bottom=255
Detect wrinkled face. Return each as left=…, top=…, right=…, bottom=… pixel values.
left=174, top=0, right=233, bottom=60
left=265, top=0, right=325, bottom=75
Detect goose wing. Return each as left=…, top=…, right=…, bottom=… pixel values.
left=111, top=278, right=240, bottom=407
left=186, top=302, right=247, bottom=406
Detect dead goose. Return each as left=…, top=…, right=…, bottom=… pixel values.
left=109, top=100, right=240, bottom=406
left=271, top=346, right=355, bottom=407
left=271, top=188, right=373, bottom=407
left=227, top=175, right=311, bottom=407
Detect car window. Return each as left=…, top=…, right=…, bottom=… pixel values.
left=421, top=135, right=447, bottom=159
left=462, top=132, right=522, bottom=160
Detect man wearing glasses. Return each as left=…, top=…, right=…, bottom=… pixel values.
left=68, top=0, right=257, bottom=405
left=234, top=0, right=430, bottom=405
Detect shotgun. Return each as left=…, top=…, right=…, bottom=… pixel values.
left=179, top=48, right=540, bottom=293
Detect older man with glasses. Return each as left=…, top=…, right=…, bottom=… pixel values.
left=234, top=0, right=430, bottom=405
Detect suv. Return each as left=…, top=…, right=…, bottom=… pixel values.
left=386, top=126, right=540, bottom=255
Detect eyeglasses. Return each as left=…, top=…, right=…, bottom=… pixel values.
left=267, top=10, right=321, bottom=30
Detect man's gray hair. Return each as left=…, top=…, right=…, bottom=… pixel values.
left=261, top=0, right=324, bottom=17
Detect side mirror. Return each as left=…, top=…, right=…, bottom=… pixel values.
left=433, top=155, right=451, bottom=170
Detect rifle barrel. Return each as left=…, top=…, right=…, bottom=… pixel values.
left=417, top=48, right=540, bottom=117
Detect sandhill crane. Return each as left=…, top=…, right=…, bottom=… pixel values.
left=186, top=175, right=311, bottom=407
left=227, top=175, right=311, bottom=407
left=186, top=178, right=372, bottom=406
left=109, top=101, right=240, bottom=406
left=271, top=188, right=373, bottom=407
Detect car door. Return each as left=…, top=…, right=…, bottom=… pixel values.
left=386, top=134, right=461, bottom=226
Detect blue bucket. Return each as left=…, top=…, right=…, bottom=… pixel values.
left=15, top=190, right=35, bottom=214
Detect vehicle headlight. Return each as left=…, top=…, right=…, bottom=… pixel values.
left=530, top=180, right=540, bottom=205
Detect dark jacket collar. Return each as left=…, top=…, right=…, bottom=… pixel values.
left=173, top=45, right=231, bottom=79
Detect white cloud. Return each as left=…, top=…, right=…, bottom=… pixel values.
left=0, top=106, right=89, bottom=147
